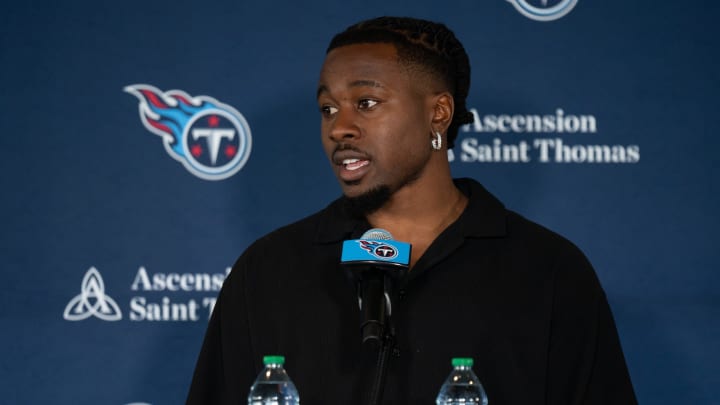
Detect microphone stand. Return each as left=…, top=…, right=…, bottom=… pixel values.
left=340, top=231, right=409, bottom=405
left=366, top=321, right=394, bottom=405
left=362, top=273, right=397, bottom=405
left=359, top=271, right=386, bottom=345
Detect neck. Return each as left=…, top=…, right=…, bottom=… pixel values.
left=366, top=175, right=467, bottom=250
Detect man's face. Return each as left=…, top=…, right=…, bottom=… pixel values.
left=317, top=43, right=436, bottom=201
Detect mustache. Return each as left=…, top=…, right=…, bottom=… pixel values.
left=332, top=143, right=370, bottom=157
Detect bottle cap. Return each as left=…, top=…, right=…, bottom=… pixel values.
left=451, top=357, right=474, bottom=367
left=263, top=355, right=285, bottom=366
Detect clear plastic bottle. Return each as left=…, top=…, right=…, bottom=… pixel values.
left=436, top=357, right=488, bottom=405
left=247, top=355, right=300, bottom=405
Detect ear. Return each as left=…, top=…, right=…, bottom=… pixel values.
left=431, top=92, right=455, bottom=134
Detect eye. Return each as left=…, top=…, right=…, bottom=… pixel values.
left=357, top=99, right=378, bottom=110
left=320, top=105, right=338, bottom=117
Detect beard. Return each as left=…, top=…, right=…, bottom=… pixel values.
left=341, top=185, right=392, bottom=219
left=340, top=169, right=422, bottom=218
left=339, top=150, right=429, bottom=219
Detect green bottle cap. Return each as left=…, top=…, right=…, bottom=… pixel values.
left=451, top=357, right=474, bottom=367
left=263, top=355, right=285, bottom=365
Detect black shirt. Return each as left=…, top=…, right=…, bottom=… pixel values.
left=187, top=178, right=637, bottom=404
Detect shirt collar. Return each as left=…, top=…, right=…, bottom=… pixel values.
left=453, top=177, right=508, bottom=238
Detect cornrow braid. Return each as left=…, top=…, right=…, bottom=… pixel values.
left=327, top=16, right=474, bottom=148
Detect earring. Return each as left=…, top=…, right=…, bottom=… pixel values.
left=431, top=131, right=443, bottom=151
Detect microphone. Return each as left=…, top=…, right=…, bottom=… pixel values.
left=341, top=228, right=411, bottom=346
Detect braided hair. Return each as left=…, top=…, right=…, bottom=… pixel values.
left=327, top=16, right=474, bottom=148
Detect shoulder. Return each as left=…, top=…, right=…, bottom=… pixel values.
left=460, top=177, right=600, bottom=290
left=459, top=177, right=591, bottom=269
left=239, top=203, right=336, bottom=263
left=505, top=210, right=602, bottom=297
left=506, top=210, right=588, bottom=263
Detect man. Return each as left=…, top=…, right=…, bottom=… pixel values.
left=187, top=17, right=637, bottom=404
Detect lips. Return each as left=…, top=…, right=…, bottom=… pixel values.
left=333, top=149, right=371, bottom=183
left=342, top=158, right=370, bottom=171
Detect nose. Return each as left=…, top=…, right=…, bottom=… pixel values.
left=328, top=108, right=360, bottom=142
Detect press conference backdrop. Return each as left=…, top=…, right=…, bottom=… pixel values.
left=1, top=0, right=718, bottom=403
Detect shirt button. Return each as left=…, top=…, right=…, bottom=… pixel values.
left=399, top=289, right=406, bottom=300
left=392, top=347, right=401, bottom=357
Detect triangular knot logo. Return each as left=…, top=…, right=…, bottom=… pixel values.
left=63, top=267, right=122, bottom=321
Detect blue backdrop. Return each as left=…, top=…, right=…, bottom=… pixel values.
left=1, top=0, right=718, bottom=403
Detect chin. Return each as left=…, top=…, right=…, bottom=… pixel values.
left=339, top=179, right=365, bottom=197
left=341, top=184, right=392, bottom=218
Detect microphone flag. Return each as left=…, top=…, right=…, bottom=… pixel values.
left=340, top=231, right=411, bottom=269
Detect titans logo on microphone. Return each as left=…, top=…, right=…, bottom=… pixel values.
left=506, top=0, right=578, bottom=21
left=359, top=240, right=399, bottom=260
left=125, top=84, right=252, bottom=181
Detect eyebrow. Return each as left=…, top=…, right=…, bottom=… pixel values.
left=316, top=80, right=384, bottom=99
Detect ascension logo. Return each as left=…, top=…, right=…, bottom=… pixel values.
left=506, top=0, right=578, bottom=21
left=358, top=240, right=399, bottom=260
left=63, top=267, right=122, bottom=321
left=125, top=84, right=252, bottom=181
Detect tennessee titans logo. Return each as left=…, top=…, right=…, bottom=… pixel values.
left=358, top=240, right=399, bottom=260
left=506, top=0, right=578, bottom=21
left=125, top=84, right=252, bottom=181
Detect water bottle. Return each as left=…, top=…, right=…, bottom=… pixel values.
left=247, top=355, right=300, bottom=405
left=436, top=357, right=488, bottom=405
